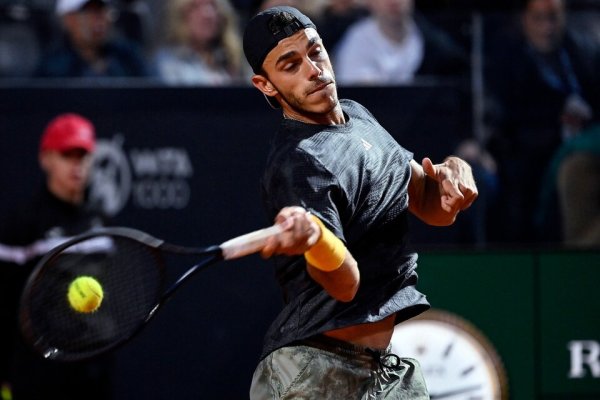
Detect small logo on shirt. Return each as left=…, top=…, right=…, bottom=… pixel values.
left=361, top=138, right=373, bottom=151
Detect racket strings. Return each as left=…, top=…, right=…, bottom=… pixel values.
left=20, top=235, right=165, bottom=361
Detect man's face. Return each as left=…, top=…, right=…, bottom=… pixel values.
left=40, top=148, right=93, bottom=201
left=256, top=28, right=339, bottom=117
left=63, top=4, right=112, bottom=50
left=522, top=0, right=565, bottom=53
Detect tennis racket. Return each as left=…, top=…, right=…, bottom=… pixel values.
left=18, top=224, right=282, bottom=362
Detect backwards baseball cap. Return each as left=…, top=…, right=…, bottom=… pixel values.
left=40, top=113, right=96, bottom=153
left=243, top=6, right=317, bottom=108
left=243, top=6, right=316, bottom=74
left=56, top=0, right=110, bottom=16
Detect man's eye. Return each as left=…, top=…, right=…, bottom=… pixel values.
left=311, top=48, right=324, bottom=58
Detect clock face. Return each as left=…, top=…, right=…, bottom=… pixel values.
left=391, top=309, right=508, bottom=400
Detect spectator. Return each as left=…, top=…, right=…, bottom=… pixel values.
left=0, top=8, right=42, bottom=78
left=556, top=133, right=600, bottom=246
left=0, top=113, right=114, bottom=399
left=333, top=0, right=469, bottom=85
left=537, top=124, right=600, bottom=246
left=152, top=0, right=248, bottom=86
left=35, top=0, right=148, bottom=78
left=484, top=0, right=600, bottom=243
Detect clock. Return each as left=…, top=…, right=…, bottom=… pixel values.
left=391, top=309, right=509, bottom=400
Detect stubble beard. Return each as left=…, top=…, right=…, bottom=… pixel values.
left=278, top=72, right=340, bottom=117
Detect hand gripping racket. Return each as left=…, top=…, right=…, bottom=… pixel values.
left=18, top=224, right=282, bottom=362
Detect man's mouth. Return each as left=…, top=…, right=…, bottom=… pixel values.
left=308, top=81, right=332, bottom=95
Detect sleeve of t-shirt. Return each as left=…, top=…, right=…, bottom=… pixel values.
left=262, top=148, right=349, bottom=242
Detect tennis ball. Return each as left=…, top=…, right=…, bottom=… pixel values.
left=67, top=276, right=104, bottom=313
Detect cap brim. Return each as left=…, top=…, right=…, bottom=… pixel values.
left=48, top=140, right=95, bottom=153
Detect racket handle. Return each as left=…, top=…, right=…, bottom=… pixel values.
left=220, top=224, right=283, bottom=260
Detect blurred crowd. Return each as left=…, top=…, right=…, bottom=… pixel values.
left=0, top=0, right=476, bottom=84
left=0, top=0, right=599, bottom=247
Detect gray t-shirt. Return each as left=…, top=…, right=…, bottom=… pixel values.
left=260, top=99, right=430, bottom=359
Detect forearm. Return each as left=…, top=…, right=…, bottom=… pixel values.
left=304, top=216, right=360, bottom=302
left=307, top=251, right=359, bottom=302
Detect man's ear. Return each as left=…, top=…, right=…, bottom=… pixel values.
left=251, top=75, right=278, bottom=98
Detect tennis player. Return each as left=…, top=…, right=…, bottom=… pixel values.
left=243, top=6, right=478, bottom=399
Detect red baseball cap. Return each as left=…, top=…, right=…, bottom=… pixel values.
left=40, top=113, right=96, bottom=153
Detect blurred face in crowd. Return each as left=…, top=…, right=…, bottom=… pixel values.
left=184, top=0, right=222, bottom=48
left=252, top=28, right=340, bottom=124
left=62, top=3, right=112, bottom=50
left=40, top=149, right=94, bottom=204
left=522, top=0, right=566, bottom=53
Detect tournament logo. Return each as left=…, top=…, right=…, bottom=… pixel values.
left=89, top=135, right=131, bottom=217
left=88, top=134, right=193, bottom=217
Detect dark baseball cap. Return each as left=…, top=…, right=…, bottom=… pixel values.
left=243, top=6, right=317, bottom=74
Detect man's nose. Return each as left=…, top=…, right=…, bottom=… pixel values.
left=305, top=58, right=322, bottom=80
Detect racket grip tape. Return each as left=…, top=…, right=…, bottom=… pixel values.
left=220, top=224, right=283, bottom=260
left=304, top=215, right=346, bottom=272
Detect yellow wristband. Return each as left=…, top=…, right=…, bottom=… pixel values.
left=304, top=215, right=346, bottom=272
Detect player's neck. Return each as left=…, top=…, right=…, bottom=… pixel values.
left=283, top=104, right=345, bottom=126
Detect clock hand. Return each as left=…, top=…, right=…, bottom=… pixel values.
left=429, top=384, right=481, bottom=399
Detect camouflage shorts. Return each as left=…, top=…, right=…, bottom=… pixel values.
left=250, top=336, right=429, bottom=400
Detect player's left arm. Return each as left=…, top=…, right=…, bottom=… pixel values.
left=408, top=156, right=478, bottom=226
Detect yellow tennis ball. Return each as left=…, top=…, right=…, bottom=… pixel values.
left=67, top=276, right=104, bottom=313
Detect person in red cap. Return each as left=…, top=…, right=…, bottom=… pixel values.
left=39, top=113, right=97, bottom=204
left=0, top=113, right=114, bottom=400
left=34, top=0, right=148, bottom=78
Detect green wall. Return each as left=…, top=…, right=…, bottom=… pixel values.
left=417, top=250, right=600, bottom=400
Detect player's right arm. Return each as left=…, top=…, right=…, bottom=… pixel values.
left=261, top=206, right=360, bottom=302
